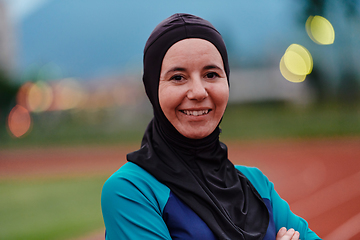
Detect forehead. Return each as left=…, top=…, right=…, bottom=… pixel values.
left=162, top=38, right=223, bottom=66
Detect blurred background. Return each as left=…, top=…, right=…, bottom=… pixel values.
left=1, top=0, right=360, bottom=144
left=0, top=0, right=360, bottom=239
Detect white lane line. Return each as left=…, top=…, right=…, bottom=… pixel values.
left=290, top=171, right=360, bottom=219
left=324, top=212, right=360, bottom=240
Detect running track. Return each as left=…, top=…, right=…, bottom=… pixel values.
left=1, top=137, right=360, bottom=240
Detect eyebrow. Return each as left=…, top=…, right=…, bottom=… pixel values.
left=165, top=65, right=223, bottom=76
left=203, top=65, right=223, bottom=71
left=165, top=67, right=187, bottom=75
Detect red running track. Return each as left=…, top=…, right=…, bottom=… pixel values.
left=1, top=137, right=360, bottom=240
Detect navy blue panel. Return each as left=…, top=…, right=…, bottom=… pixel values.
left=263, top=198, right=276, bottom=240
left=163, top=191, right=217, bottom=240
left=163, top=192, right=276, bottom=240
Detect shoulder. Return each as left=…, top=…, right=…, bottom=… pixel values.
left=235, top=165, right=272, bottom=199
left=101, top=163, right=173, bottom=239
left=101, top=162, right=170, bottom=212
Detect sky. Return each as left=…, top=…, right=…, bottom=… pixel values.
left=10, top=0, right=302, bottom=79
left=2, top=0, right=49, bottom=23
left=2, top=0, right=358, bottom=83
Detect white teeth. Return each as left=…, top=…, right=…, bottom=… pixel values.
left=182, top=110, right=209, bottom=116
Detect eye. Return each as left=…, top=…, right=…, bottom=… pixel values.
left=170, top=75, right=184, bottom=81
left=205, top=72, right=220, bottom=79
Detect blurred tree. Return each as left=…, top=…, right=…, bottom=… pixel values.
left=338, top=70, right=360, bottom=106
left=337, top=0, right=360, bottom=105
left=307, top=67, right=328, bottom=103
left=302, top=0, right=326, bottom=18
left=0, top=71, right=19, bottom=124
left=299, top=0, right=360, bottom=105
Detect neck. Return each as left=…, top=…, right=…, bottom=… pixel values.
left=153, top=113, right=221, bottom=155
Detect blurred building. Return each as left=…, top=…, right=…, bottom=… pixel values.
left=229, top=68, right=314, bottom=105
left=0, top=1, right=16, bottom=75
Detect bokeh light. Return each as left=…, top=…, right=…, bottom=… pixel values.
left=279, top=55, right=307, bottom=83
left=306, top=15, right=335, bottom=45
left=27, top=81, right=53, bottom=112
left=7, top=105, right=32, bottom=138
left=53, top=78, right=87, bottom=110
left=16, top=82, right=33, bottom=109
left=284, top=44, right=313, bottom=76
left=280, top=44, right=313, bottom=83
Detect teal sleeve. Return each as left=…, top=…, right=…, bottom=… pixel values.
left=236, top=166, right=322, bottom=240
left=101, top=162, right=172, bottom=240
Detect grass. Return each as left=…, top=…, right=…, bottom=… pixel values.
left=0, top=176, right=107, bottom=240
left=220, top=102, right=360, bottom=141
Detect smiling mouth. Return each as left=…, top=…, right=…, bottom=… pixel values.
left=180, top=109, right=211, bottom=116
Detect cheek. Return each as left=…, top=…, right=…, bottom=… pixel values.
left=211, top=83, right=229, bottom=111
left=159, top=84, right=185, bottom=117
left=158, top=87, right=170, bottom=115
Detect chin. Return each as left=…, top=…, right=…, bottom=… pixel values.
left=180, top=130, right=211, bottom=139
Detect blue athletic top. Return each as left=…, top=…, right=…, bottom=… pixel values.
left=101, top=162, right=321, bottom=240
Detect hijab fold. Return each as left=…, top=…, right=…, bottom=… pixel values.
left=127, top=13, right=269, bottom=240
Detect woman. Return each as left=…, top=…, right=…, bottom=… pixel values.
left=101, top=13, right=321, bottom=240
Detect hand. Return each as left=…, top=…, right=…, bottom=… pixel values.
left=276, top=227, right=300, bottom=240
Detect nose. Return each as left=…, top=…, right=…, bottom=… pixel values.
left=187, top=78, right=208, bottom=101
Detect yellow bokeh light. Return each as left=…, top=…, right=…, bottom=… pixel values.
left=284, top=44, right=313, bottom=76
left=27, top=81, right=53, bottom=112
left=7, top=105, right=32, bottom=138
left=279, top=43, right=313, bottom=83
left=279, top=55, right=307, bottom=83
left=306, top=15, right=335, bottom=45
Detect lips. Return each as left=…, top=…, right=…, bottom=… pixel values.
left=180, top=109, right=211, bottom=116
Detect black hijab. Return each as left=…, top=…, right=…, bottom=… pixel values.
left=127, top=13, right=269, bottom=240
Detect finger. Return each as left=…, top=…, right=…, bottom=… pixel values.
left=276, top=227, right=287, bottom=240
left=291, top=231, right=300, bottom=240
left=282, top=228, right=295, bottom=240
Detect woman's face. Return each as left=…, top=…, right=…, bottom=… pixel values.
left=159, top=38, right=229, bottom=139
